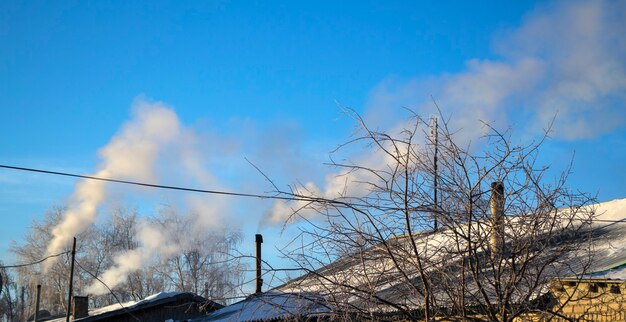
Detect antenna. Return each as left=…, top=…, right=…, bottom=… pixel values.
left=431, top=116, right=439, bottom=232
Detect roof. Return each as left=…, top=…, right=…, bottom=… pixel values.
left=191, top=292, right=330, bottom=322
left=179, top=199, right=626, bottom=322
left=44, top=292, right=221, bottom=322
left=577, top=198, right=626, bottom=279
left=218, top=198, right=626, bottom=321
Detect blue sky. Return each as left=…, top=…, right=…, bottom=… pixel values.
left=1, top=0, right=625, bottom=290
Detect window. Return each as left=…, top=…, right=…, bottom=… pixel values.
left=588, top=284, right=598, bottom=293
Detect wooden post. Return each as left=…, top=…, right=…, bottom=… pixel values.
left=34, top=284, right=41, bottom=322
left=255, top=234, right=263, bottom=294
left=66, top=237, right=76, bottom=322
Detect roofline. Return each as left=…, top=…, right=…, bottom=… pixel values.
left=65, top=293, right=222, bottom=322
left=555, top=277, right=626, bottom=284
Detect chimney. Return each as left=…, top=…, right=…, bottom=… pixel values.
left=72, top=296, right=88, bottom=320
left=490, top=182, right=505, bottom=257
left=255, top=234, right=263, bottom=294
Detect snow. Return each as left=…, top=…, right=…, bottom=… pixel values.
left=48, top=199, right=626, bottom=322
left=193, top=292, right=330, bottom=322
left=197, top=199, right=626, bottom=320
left=277, top=198, right=626, bottom=310
left=576, top=198, right=626, bottom=279
left=595, top=198, right=626, bottom=222
left=87, top=292, right=181, bottom=316
left=45, top=292, right=183, bottom=322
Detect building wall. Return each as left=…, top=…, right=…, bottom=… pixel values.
left=548, top=279, right=626, bottom=322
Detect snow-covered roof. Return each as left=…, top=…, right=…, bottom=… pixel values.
left=45, top=292, right=217, bottom=322
left=269, top=198, right=626, bottom=316
left=575, top=199, right=626, bottom=280
left=168, top=199, right=626, bottom=321
left=86, top=292, right=180, bottom=317
left=191, top=292, right=330, bottom=322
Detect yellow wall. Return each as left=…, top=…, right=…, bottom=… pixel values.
left=548, top=279, right=626, bottom=321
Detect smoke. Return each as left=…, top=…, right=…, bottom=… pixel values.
left=367, top=0, right=626, bottom=141
left=263, top=139, right=399, bottom=226
left=80, top=100, right=238, bottom=295
left=86, top=219, right=179, bottom=295
left=44, top=98, right=235, bottom=295
left=46, top=100, right=181, bottom=262
left=263, top=0, right=626, bottom=225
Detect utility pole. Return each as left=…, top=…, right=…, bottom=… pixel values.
left=432, top=117, right=439, bottom=232
left=66, top=237, right=76, bottom=322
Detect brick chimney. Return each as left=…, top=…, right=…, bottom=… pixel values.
left=490, top=182, right=505, bottom=257
left=72, top=296, right=88, bottom=320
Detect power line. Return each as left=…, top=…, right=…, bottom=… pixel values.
left=0, top=164, right=412, bottom=212
left=0, top=251, right=69, bottom=269
left=1, top=164, right=625, bottom=224
left=0, top=164, right=324, bottom=203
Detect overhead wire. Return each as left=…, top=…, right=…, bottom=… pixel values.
left=1, top=164, right=625, bottom=223
left=0, top=164, right=415, bottom=212
left=0, top=251, right=70, bottom=269
left=0, top=164, right=299, bottom=201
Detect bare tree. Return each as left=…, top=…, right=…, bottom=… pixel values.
left=1, top=263, right=20, bottom=322
left=80, top=205, right=167, bottom=306
left=10, top=202, right=244, bottom=319
left=273, top=110, right=597, bottom=321
left=155, top=206, right=245, bottom=305
left=11, top=207, right=76, bottom=316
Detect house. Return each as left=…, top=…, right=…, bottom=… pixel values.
left=541, top=199, right=626, bottom=321
left=41, top=292, right=222, bottom=322
left=197, top=197, right=626, bottom=321
left=549, top=277, right=626, bottom=321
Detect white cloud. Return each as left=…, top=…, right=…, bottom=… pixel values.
left=264, top=0, right=626, bottom=227
left=367, top=0, right=626, bottom=141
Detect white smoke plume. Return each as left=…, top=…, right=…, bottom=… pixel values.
left=46, top=100, right=181, bottom=262
left=264, top=0, right=626, bottom=225
left=264, top=142, right=396, bottom=226
left=79, top=100, right=235, bottom=295
left=86, top=219, right=179, bottom=295
left=44, top=97, right=236, bottom=295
